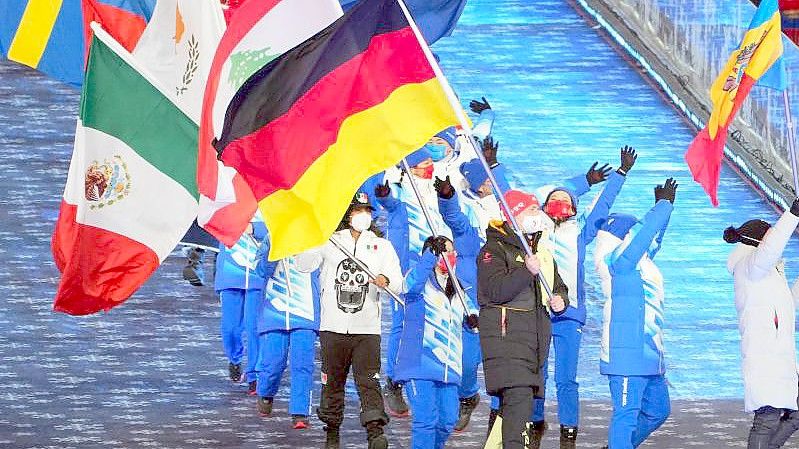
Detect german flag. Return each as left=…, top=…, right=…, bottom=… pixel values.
left=215, top=0, right=459, bottom=260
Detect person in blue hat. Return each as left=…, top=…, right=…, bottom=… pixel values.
left=375, top=146, right=454, bottom=417
left=253, top=234, right=321, bottom=431
left=430, top=97, right=496, bottom=187
left=593, top=178, right=677, bottom=449
left=530, top=147, right=636, bottom=448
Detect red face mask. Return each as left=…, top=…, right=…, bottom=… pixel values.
left=544, top=199, right=574, bottom=221
left=415, top=164, right=434, bottom=179
left=436, top=252, right=458, bottom=273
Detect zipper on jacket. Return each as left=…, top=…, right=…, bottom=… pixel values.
left=245, top=262, right=250, bottom=290
left=444, top=295, right=452, bottom=384
left=500, top=307, right=507, bottom=338
left=283, top=260, right=292, bottom=331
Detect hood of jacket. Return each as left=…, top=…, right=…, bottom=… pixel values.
left=727, top=243, right=754, bottom=274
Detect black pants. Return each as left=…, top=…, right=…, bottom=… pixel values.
left=317, top=331, right=388, bottom=429
left=749, top=408, right=799, bottom=449
left=499, top=386, right=535, bottom=449
left=748, top=383, right=799, bottom=449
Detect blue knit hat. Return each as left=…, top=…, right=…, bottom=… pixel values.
left=460, top=158, right=489, bottom=192
left=601, top=213, right=638, bottom=240
left=434, top=127, right=457, bottom=148
left=405, top=147, right=433, bottom=167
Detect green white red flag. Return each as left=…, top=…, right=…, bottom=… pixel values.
left=52, top=24, right=199, bottom=315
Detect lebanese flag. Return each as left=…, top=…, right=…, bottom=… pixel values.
left=197, top=0, right=342, bottom=247
left=52, top=24, right=198, bottom=315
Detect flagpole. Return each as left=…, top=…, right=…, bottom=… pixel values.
left=782, top=91, right=799, bottom=195
left=394, top=0, right=554, bottom=300
left=329, top=236, right=405, bottom=307
left=399, top=159, right=472, bottom=315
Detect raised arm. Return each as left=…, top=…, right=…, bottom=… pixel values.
left=611, top=200, right=673, bottom=274
left=470, top=97, right=495, bottom=141
left=435, top=176, right=474, bottom=238
left=375, top=180, right=400, bottom=213
left=404, top=248, right=437, bottom=297
left=745, top=204, right=799, bottom=281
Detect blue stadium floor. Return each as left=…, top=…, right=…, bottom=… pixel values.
left=0, top=0, right=796, bottom=448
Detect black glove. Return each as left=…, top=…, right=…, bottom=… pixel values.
left=482, top=136, right=499, bottom=167
left=464, top=314, right=479, bottom=329
left=375, top=180, right=391, bottom=198
left=434, top=176, right=454, bottom=199
left=469, top=96, right=491, bottom=114
left=619, top=145, right=637, bottom=174
left=654, top=177, right=678, bottom=204
left=423, top=235, right=449, bottom=256
left=791, top=198, right=799, bottom=217
left=586, top=162, right=612, bottom=186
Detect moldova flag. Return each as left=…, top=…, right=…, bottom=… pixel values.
left=206, top=0, right=459, bottom=260
left=685, top=0, right=787, bottom=207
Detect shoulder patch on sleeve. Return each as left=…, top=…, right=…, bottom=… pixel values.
left=482, top=252, right=493, bottom=264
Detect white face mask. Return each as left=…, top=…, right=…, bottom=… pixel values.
left=521, top=213, right=554, bottom=235
left=349, top=212, right=372, bottom=232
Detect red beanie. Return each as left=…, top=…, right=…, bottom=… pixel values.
left=503, top=189, right=540, bottom=221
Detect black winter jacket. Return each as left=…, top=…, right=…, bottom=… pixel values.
left=477, top=222, right=568, bottom=395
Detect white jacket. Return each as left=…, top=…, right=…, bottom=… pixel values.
left=727, top=210, right=799, bottom=413
left=295, top=229, right=403, bottom=335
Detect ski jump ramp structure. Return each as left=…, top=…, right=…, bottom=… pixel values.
left=576, top=0, right=799, bottom=210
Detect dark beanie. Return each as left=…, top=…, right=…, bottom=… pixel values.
left=723, top=219, right=770, bottom=247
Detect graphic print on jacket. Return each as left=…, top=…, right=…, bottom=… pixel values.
left=640, top=260, right=665, bottom=358
left=230, top=234, right=259, bottom=270
left=334, top=258, right=369, bottom=313
left=596, top=200, right=672, bottom=377
left=423, top=280, right=464, bottom=381
left=264, top=259, right=315, bottom=325
left=599, top=234, right=665, bottom=363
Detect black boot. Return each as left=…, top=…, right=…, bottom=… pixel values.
left=382, top=378, right=408, bottom=417
left=454, top=393, right=480, bottom=431
left=256, top=396, right=273, bottom=416
left=486, top=408, right=500, bottom=438
left=324, top=426, right=340, bottom=449
left=182, top=248, right=205, bottom=286
left=228, top=362, right=243, bottom=382
left=524, top=420, right=546, bottom=449
left=366, top=421, right=388, bottom=449
left=560, top=425, right=578, bottom=449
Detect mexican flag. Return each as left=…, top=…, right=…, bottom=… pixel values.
left=52, top=24, right=198, bottom=315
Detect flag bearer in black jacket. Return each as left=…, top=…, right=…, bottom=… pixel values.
left=478, top=189, right=569, bottom=449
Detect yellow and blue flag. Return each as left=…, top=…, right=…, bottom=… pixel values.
left=0, top=0, right=155, bottom=87
left=0, top=0, right=85, bottom=87
left=685, top=0, right=786, bottom=207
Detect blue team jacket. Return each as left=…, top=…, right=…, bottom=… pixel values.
left=551, top=171, right=626, bottom=324
left=214, top=221, right=268, bottom=292
left=256, top=238, right=321, bottom=333
left=394, top=251, right=469, bottom=385
left=600, top=200, right=672, bottom=376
